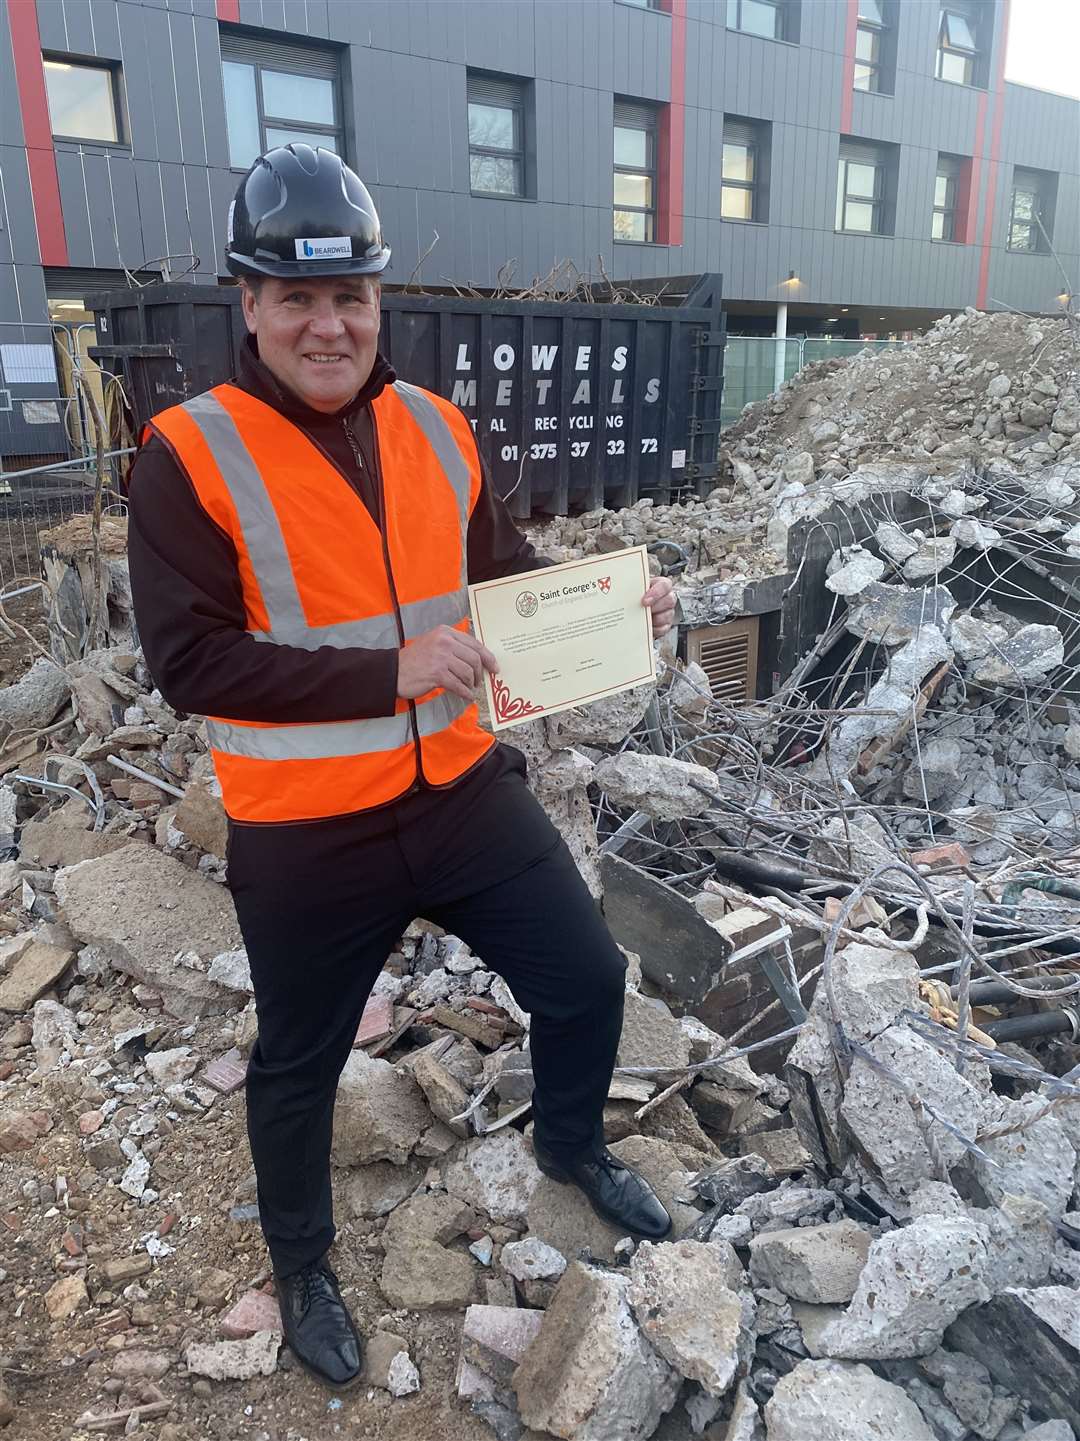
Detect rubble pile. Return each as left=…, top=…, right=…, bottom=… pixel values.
left=1, top=309, right=1079, bottom=1436
left=0, top=624, right=1076, bottom=1440
left=722, top=309, right=1079, bottom=491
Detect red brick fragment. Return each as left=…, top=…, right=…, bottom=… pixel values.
left=219, top=1288, right=282, bottom=1339
left=0, top=1109, right=51, bottom=1154
left=354, top=993, right=394, bottom=1048
left=910, top=842, right=971, bottom=870
left=201, top=1048, right=246, bottom=1094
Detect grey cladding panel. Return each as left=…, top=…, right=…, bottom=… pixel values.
left=60, top=0, right=96, bottom=54
left=54, top=148, right=94, bottom=266
left=36, top=0, right=69, bottom=51
left=0, top=147, right=40, bottom=264
left=0, top=12, right=24, bottom=147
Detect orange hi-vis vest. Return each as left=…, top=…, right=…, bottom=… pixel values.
left=146, top=380, right=496, bottom=824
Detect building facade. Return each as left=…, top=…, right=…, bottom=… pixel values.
left=1, top=0, right=1077, bottom=352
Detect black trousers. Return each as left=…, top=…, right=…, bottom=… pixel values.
left=227, top=749, right=627, bottom=1278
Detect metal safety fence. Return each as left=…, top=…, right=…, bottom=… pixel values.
left=721, top=335, right=908, bottom=428
left=0, top=320, right=132, bottom=666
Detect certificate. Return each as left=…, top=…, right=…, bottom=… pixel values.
left=468, top=546, right=656, bottom=731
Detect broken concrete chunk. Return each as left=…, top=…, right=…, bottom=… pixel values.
left=840, top=1025, right=986, bottom=1194
left=903, top=535, right=956, bottom=580
left=627, top=1240, right=752, bottom=1397
left=361, top=1329, right=411, bottom=1391
left=617, top=989, right=692, bottom=1072
left=825, top=550, right=884, bottom=597
left=950, top=516, right=1001, bottom=550
left=748, top=1221, right=871, bottom=1305
left=823, top=942, right=919, bottom=1045
left=0, top=940, right=74, bottom=1012
left=53, top=845, right=243, bottom=1020
left=344, top=1159, right=423, bottom=1219
left=513, top=1262, right=681, bottom=1441
left=593, top=752, right=720, bottom=822
left=765, top=1359, right=935, bottom=1441
left=382, top=1192, right=476, bottom=1251
left=970, top=1097, right=1077, bottom=1220
left=945, top=1287, right=1080, bottom=1432
left=0, top=657, right=71, bottom=731
left=184, top=1332, right=280, bottom=1380
left=739, top=1129, right=812, bottom=1178
left=443, top=1130, right=542, bottom=1226
left=172, top=761, right=228, bottom=858
left=380, top=1238, right=476, bottom=1311
left=330, top=1049, right=430, bottom=1166
left=17, top=800, right=128, bottom=869
left=500, top=1237, right=567, bottom=1283
left=970, top=623, right=1064, bottom=686
left=846, top=582, right=956, bottom=646
left=875, top=521, right=920, bottom=564
left=410, top=1051, right=471, bottom=1138
left=817, top=1216, right=990, bottom=1360
left=44, top=1273, right=89, bottom=1320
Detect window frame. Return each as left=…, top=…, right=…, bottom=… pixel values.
left=1008, top=172, right=1043, bottom=254
left=932, top=155, right=961, bottom=242
left=727, top=0, right=788, bottom=42
left=467, top=76, right=527, bottom=199
left=220, top=35, right=343, bottom=171
left=42, top=53, right=127, bottom=147
left=936, top=6, right=980, bottom=87
left=853, top=1, right=887, bottom=93
left=721, top=119, right=766, bottom=223
left=613, top=102, right=658, bottom=243
left=836, top=151, right=885, bottom=234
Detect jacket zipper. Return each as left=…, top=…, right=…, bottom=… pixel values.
left=342, top=419, right=364, bottom=470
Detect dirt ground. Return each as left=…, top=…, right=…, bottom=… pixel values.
left=0, top=982, right=499, bottom=1441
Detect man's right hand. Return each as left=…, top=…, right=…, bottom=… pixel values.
left=397, top=625, right=498, bottom=703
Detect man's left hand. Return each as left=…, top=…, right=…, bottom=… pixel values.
left=642, top=576, right=677, bottom=638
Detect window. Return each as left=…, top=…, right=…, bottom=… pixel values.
left=727, top=0, right=797, bottom=42
left=1008, top=167, right=1057, bottom=253
left=43, top=57, right=122, bottom=143
left=933, top=154, right=961, bottom=241
left=220, top=32, right=342, bottom=170
left=854, top=0, right=886, bottom=91
left=467, top=73, right=527, bottom=197
left=618, top=0, right=661, bottom=7
left=836, top=141, right=895, bottom=234
left=721, top=117, right=770, bottom=223
left=613, top=100, right=657, bottom=242
left=936, top=6, right=981, bottom=86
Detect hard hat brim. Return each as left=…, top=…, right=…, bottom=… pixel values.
left=225, top=246, right=392, bottom=279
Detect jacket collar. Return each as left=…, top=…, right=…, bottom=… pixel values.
left=236, top=335, right=396, bottom=426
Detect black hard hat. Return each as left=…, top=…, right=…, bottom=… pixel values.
left=225, top=144, right=391, bottom=279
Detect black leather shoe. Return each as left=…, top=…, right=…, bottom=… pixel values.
left=275, top=1258, right=363, bottom=1389
left=533, top=1140, right=673, bottom=1241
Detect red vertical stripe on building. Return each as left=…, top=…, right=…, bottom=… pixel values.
left=7, top=0, right=68, bottom=267
left=217, top=0, right=240, bottom=21
left=976, top=0, right=1011, bottom=309
left=839, top=0, right=859, bottom=134
left=658, top=0, right=686, bottom=248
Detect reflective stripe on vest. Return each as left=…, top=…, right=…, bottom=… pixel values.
left=181, top=383, right=471, bottom=650
left=206, top=691, right=468, bottom=762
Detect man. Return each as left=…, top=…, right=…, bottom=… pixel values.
left=127, top=145, right=677, bottom=1390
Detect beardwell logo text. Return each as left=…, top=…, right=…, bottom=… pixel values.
left=295, top=237, right=353, bottom=260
